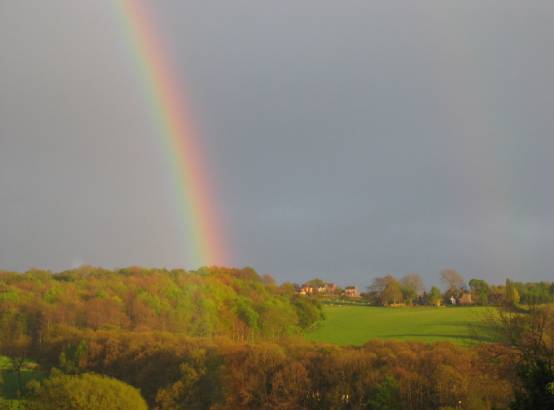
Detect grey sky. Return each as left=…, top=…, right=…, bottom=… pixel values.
left=1, top=1, right=553, bottom=287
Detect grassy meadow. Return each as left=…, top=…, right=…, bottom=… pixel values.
left=305, top=305, right=493, bottom=346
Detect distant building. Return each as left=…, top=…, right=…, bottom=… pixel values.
left=343, top=286, right=360, bottom=298
left=315, top=283, right=337, bottom=295
left=299, top=282, right=337, bottom=296
left=459, top=292, right=473, bottom=305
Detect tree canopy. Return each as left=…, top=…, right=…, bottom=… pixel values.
left=29, top=372, right=147, bottom=410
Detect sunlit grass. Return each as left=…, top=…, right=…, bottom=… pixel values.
left=305, top=305, right=494, bottom=346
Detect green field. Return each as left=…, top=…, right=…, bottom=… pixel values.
left=305, top=305, right=493, bottom=346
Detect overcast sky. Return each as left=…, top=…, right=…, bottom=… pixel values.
left=1, top=1, right=553, bottom=286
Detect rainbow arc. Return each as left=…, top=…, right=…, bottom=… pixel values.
left=118, top=0, right=227, bottom=267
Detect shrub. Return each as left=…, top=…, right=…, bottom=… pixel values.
left=29, top=373, right=146, bottom=410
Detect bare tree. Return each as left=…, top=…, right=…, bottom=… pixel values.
left=401, top=273, right=424, bottom=295
left=440, top=269, right=464, bottom=291
left=401, top=273, right=424, bottom=305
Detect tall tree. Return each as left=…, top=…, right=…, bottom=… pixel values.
left=0, top=311, right=33, bottom=396
left=505, top=279, right=520, bottom=306
left=369, top=275, right=403, bottom=305
left=400, top=274, right=424, bottom=305
left=440, top=269, right=464, bottom=291
left=429, top=286, right=442, bottom=306
left=468, top=278, right=490, bottom=305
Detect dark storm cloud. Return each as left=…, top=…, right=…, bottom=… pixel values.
left=1, top=1, right=553, bottom=286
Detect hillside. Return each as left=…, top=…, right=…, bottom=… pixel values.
left=305, top=305, right=491, bottom=345
left=0, top=266, right=322, bottom=341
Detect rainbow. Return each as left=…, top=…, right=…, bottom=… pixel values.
left=117, top=0, right=227, bottom=267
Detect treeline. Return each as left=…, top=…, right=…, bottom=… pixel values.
left=13, top=329, right=515, bottom=409
left=10, top=305, right=554, bottom=410
left=362, top=270, right=554, bottom=307
left=0, top=266, right=323, bottom=343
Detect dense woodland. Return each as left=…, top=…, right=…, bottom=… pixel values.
left=0, top=266, right=322, bottom=341
left=0, top=266, right=553, bottom=409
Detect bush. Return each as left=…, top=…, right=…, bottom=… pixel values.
left=29, top=373, right=147, bottom=410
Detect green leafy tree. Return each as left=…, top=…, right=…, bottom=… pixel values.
left=155, top=349, right=222, bottom=410
left=368, top=376, right=402, bottom=410
left=0, top=312, right=33, bottom=397
left=369, top=275, right=403, bottom=305
left=382, top=279, right=403, bottom=305
left=291, top=296, right=323, bottom=329
left=505, top=279, right=520, bottom=306
left=29, top=373, right=147, bottom=410
left=59, top=341, right=88, bottom=375
left=468, top=279, right=490, bottom=305
left=235, top=297, right=259, bottom=330
left=400, top=273, right=424, bottom=305
left=429, top=286, right=442, bottom=306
